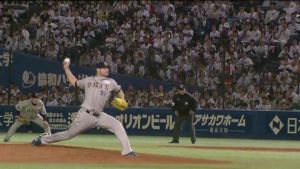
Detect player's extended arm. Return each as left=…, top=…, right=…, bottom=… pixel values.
left=15, top=101, right=24, bottom=115
left=39, top=113, right=49, bottom=122
left=116, top=89, right=125, bottom=100
left=39, top=103, right=48, bottom=121
left=15, top=104, right=27, bottom=122
left=63, top=58, right=77, bottom=86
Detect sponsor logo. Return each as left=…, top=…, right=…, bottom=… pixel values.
left=269, top=115, right=284, bottom=135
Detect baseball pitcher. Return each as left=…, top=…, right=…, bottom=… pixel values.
left=32, top=59, right=136, bottom=157
left=3, top=93, right=51, bottom=142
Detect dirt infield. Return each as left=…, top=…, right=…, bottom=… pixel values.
left=0, top=144, right=229, bottom=164
left=166, top=145, right=300, bottom=152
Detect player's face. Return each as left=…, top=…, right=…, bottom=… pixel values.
left=31, top=98, right=38, bottom=105
left=97, top=67, right=109, bottom=77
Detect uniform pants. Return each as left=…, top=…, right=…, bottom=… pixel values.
left=172, top=113, right=196, bottom=142
left=4, top=115, right=51, bottom=141
left=41, top=108, right=133, bottom=155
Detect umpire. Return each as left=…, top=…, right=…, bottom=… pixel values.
left=169, top=84, right=197, bottom=144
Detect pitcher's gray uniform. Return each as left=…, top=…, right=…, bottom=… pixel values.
left=33, top=62, right=134, bottom=156
left=4, top=98, right=51, bottom=142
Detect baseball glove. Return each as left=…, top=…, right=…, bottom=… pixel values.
left=111, top=97, right=128, bottom=111
left=17, top=116, right=29, bottom=123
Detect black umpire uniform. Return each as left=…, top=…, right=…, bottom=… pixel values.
left=169, top=84, right=197, bottom=144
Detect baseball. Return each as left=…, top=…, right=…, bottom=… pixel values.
left=63, top=58, right=70, bottom=64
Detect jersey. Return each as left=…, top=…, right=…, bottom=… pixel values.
left=76, top=76, right=121, bottom=113
left=172, top=92, right=198, bottom=115
left=15, top=99, right=46, bottom=119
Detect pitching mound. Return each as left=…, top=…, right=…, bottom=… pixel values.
left=0, top=144, right=229, bottom=165
left=166, top=145, right=300, bottom=152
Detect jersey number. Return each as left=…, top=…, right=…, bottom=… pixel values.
left=99, top=90, right=107, bottom=96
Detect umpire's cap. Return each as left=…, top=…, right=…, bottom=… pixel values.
left=97, top=62, right=110, bottom=69
left=177, top=84, right=185, bottom=90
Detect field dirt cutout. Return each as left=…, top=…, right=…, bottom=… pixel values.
left=0, top=144, right=229, bottom=165
left=166, top=145, right=300, bottom=152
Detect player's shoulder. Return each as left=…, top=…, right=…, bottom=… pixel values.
left=107, top=78, right=117, bottom=83
left=16, top=99, right=30, bottom=106
left=186, top=92, right=197, bottom=102
left=186, top=92, right=193, bottom=97
left=82, top=76, right=94, bottom=81
left=37, top=99, right=45, bottom=105
left=22, top=99, right=31, bottom=104
left=185, top=92, right=194, bottom=98
left=101, top=77, right=118, bottom=84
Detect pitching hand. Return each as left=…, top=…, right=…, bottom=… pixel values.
left=63, top=58, right=70, bottom=69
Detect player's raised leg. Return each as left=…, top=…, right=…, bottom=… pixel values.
left=97, top=112, right=134, bottom=156
left=3, top=120, right=24, bottom=142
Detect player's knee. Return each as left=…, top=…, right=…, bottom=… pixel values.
left=110, top=119, right=124, bottom=131
left=43, top=122, right=50, bottom=128
left=115, top=120, right=124, bottom=128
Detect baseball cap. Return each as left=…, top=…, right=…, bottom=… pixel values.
left=177, top=84, right=185, bottom=90
left=97, top=62, right=110, bottom=69
left=30, top=93, right=38, bottom=98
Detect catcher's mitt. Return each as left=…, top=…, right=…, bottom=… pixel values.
left=111, top=97, right=128, bottom=111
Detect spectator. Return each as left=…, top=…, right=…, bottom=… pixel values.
left=257, top=96, right=272, bottom=110
left=45, top=41, right=58, bottom=60
left=265, top=2, right=279, bottom=24
left=46, top=93, right=58, bottom=106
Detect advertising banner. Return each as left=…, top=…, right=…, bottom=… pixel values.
left=1, top=106, right=299, bottom=140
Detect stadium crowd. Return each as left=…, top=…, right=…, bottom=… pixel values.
left=1, top=1, right=300, bottom=110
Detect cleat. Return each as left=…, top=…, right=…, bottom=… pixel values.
left=169, top=140, right=179, bottom=144
left=191, top=141, right=196, bottom=144
left=3, top=138, right=9, bottom=142
left=124, top=151, right=138, bottom=157
left=32, top=133, right=46, bottom=146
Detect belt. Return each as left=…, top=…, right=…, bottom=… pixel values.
left=86, top=110, right=100, bottom=117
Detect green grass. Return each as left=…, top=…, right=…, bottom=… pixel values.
left=0, top=133, right=300, bottom=169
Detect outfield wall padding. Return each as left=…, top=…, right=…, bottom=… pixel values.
left=0, top=106, right=299, bottom=140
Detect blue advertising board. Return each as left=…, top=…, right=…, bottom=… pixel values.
left=0, top=106, right=175, bottom=136
left=1, top=106, right=300, bottom=140
left=262, top=111, right=300, bottom=139
left=193, top=110, right=255, bottom=138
